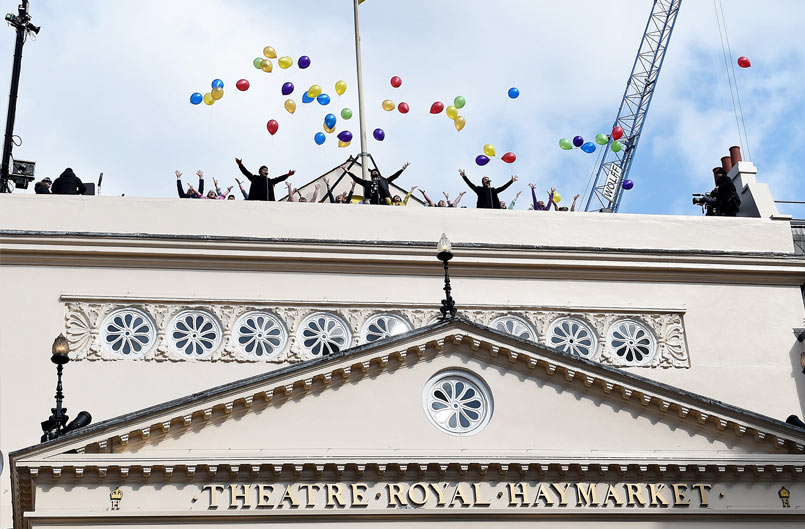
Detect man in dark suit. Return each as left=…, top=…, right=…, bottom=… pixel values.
left=235, top=158, right=294, bottom=201
left=348, top=161, right=410, bottom=205
left=460, top=169, right=517, bottom=209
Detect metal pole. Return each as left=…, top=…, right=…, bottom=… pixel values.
left=352, top=0, right=370, bottom=183
left=0, top=0, right=30, bottom=193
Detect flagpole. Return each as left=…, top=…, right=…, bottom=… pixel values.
left=352, top=0, right=370, bottom=183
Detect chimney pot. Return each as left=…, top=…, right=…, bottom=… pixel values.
left=729, top=145, right=743, bottom=166
left=721, top=156, right=733, bottom=174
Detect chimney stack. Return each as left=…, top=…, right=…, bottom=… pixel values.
left=721, top=156, right=733, bottom=174
left=729, top=145, right=742, bottom=167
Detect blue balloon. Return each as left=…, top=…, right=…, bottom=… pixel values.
left=337, top=130, right=353, bottom=143
left=281, top=82, right=294, bottom=96
left=314, top=132, right=326, bottom=145
left=317, top=93, right=331, bottom=106
left=298, top=55, right=311, bottom=69
left=573, top=136, right=584, bottom=148
left=190, top=92, right=203, bottom=105
left=211, top=79, right=224, bottom=89
left=508, top=87, right=519, bottom=99
left=373, top=128, right=385, bottom=141
left=302, top=91, right=314, bottom=104
left=581, top=142, right=596, bottom=153
left=324, top=113, right=337, bottom=129
left=475, top=155, right=490, bottom=166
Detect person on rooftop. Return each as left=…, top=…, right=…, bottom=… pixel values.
left=212, top=178, right=233, bottom=200
left=529, top=184, right=555, bottom=211
left=323, top=177, right=357, bottom=204
left=555, top=194, right=580, bottom=212
left=459, top=169, right=517, bottom=209
left=704, top=167, right=741, bottom=216
left=51, top=168, right=87, bottom=195
left=500, top=190, right=522, bottom=210
left=175, top=170, right=203, bottom=198
left=443, top=191, right=466, bottom=207
left=34, top=177, right=52, bottom=194
left=235, top=157, right=294, bottom=201
left=285, top=181, right=320, bottom=203
left=348, top=159, right=410, bottom=205
left=387, top=186, right=417, bottom=206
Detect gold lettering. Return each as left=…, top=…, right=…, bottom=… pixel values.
left=672, top=484, right=689, bottom=506
left=472, top=483, right=491, bottom=507
left=450, top=483, right=473, bottom=506
left=202, top=484, right=225, bottom=509
left=256, top=484, right=274, bottom=508
left=575, top=483, right=599, bottom=506
left=407, top=483, right=431, bottom=506
left=507, top=482, right=530, bottom=506
left=229, top=484, right=251, bottom=508
left=551, top=483, right=571, bottom=506
left=279, top=485, right=299, bottom=508
left=351, top=484, right=369, bottom=507
left=603, top=484, right=625, bottom=507
left=387, top=484, right=407, bottom=506
left=649, top=484, right=669, bottom=506
left=625, top=483, right=647, bottom=506
left=429, top=483, right=449, bottom=506
left=534, top=483, right=556, bottom=507
left=325, top=484, right=346, bottom=507
left=298, top=484, right=320, bottom=507
left=692, top=484, right=712, bottom=506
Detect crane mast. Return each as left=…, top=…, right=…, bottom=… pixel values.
left=584, top=0, right=682, bottom=212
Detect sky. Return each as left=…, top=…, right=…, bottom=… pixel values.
left=1, top=0, right=804, bottom=216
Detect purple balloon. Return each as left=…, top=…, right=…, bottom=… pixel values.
left=281, top=82, right=294, bottom=96
left=475, top=155, right=490, bottom=166
left=337, top=130, right=353, bottom=143
left=622, top=179, right=634, bottom=190
left=573, top=136, right=584, bottom=148
left=373, top=128, right=385, bottom=141
left=298, top=55, right=311, bottom=69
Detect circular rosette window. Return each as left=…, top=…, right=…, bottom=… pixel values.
left=360, top=314, right=411, bottom=344
left=546, top=317, right=599, bottom=359
left=100, top=308, right=156, bottom=358
left=297, top=312, right=352, bottom=357
left=234, top=311, right=288, bottom=360
left=422, top=370, right=492, bottom=436
left=489, top=315, right=537, bottom=342
left=606, top=319, right=657, bottom=365
left=167, top=310, right=222, bottom=359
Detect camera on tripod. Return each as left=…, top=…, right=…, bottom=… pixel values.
left=692, top=192, right=716, bottom=216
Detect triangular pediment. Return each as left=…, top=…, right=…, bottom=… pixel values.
left=13, top=319, right=805, bottom=472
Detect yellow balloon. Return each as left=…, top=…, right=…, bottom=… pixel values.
left=335, top=80, right=347, bottom=96
left=324, top=122, right=335, bottom=133
left=553, top=192, right=562, bottom=204
left=263, top=46, right=277, bottom=59
left=445, top=105, right=458, bottom=120
left=454, top=116, right=466, bottom=131
left=284, top=99, right=296, bottom=114
left=203, top=93, right=214, bottom=105
left=382, top=99, right=395, bottom=111
left=278, top=56, right=293, bottom=69
left=261, top=59, right=273, bottom=72
left=211, top=87, right=223, bottom=100
left=483, top=144, right=496, bottom=157
left=338, top=140, right=351, bottom=148
left=308, top=84, right=322, bottom=98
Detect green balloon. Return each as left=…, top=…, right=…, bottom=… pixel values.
left=253, top=57, right=263, bottom=69
left=454, top=96, right=466, bottom=109
left=611, top=140, right=623, bottom=153
left=559, top=138, right=573, bottom=150
left=341, top=108, right=353, bottom=120
left=595, top=133, right=609, bottom=145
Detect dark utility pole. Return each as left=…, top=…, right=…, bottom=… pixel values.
left=1, top=0, right=38, bottom=193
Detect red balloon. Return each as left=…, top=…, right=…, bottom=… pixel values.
left=390, top=76, right=402, bottom=88
left=430, top=101, right=444, bottom=114
left=612, top=126, right=624, bottom=140
left=398, top=102, right=409, bottom=114
left=266, top=119, right=279, bottom=135
left=501, top=152, right=516, bottom=164
left=737, top=56, right=751, bottom=68
left=236, top=79, right=250, bottom=91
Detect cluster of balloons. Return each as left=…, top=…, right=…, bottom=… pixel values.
left=475, top=144, right=516, bottom=166
left=559, top=126, right=624, bottom=154
left=429, top=96, right=467, bottom=131
left=190, top=79, right=226, bottom=106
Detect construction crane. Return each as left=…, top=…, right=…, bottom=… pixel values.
left=584, top=0, right=682, bottom=213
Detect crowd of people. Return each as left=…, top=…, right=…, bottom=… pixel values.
left=171, top=156, right=581, bottom=211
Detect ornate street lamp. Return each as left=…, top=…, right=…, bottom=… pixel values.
left=40, top=334, right=92, bottom=442
left=437, top=233, right=457, bottom=320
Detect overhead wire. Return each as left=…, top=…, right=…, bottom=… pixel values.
left=717, top=0, right=752, bottom=161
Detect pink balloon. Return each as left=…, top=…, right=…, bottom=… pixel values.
left=501, top=152, right=516, bottom=164
left=390, top=76, right=402, bottom=88
left=266, top=120, right=279, bottom=135
left=430, top=101, right=444, bottom=114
